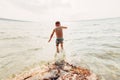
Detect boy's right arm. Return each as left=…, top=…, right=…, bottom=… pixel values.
left=48, top=29, right=55, bottom=42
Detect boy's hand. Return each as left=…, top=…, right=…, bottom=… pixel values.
left=48, top=39, right=51, bottom=43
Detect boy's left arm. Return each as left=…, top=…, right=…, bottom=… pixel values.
left=61, top=26, right=68, bottom=29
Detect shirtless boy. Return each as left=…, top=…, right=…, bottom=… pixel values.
left=48, top=21, right=67, bottom=53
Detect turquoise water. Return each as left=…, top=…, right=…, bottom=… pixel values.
left=0, top=18, right=120, bottom=80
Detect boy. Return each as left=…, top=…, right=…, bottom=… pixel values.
left=48, top=21, right=67, bottom=53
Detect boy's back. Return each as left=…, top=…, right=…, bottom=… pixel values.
left=55, top=27, right=63, bottom=38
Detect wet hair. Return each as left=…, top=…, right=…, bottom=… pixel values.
left=55, top=21, right=60, bottom=25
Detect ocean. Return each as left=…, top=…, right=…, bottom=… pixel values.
left=0, top=18, right=120, bottom=80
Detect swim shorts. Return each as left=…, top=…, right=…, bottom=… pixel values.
left=56, top=38, right=64, bottom=46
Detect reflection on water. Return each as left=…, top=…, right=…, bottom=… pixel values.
left=0, top=18, right=120, bottom=80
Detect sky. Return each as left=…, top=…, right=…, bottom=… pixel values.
left=0, top=0, right=120, bottom=21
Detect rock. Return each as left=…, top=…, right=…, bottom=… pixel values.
left=8, top=60, right=98, bottom=80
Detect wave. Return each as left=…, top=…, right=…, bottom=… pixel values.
left=0, top=18, right=31, bottom=22
left=0, top=32, right=5, bottom=34
left=102, top=44, right=120, bottom=48
left=0, top=36, right=26, bottom=40
left=0, top=61, right=13, bottom=68
left=27, top=48, right=42, bottom=52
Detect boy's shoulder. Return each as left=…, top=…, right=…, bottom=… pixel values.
left=53, top=26, right=64, bottom=31
left=53, top=28, right=57, bottom=30
left=55, top=26, right=63, bottom=29
left=53, top=28, right=57, bottom=31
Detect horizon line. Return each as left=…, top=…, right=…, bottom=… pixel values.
left=0, top=16, right=120, bottom=22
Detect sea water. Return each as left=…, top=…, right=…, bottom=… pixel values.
left=0, top=18, right=120, bottom=80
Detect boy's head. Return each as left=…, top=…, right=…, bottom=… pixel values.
left=55, top=21, right=61, bottom=27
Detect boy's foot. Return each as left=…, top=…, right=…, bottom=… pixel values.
left=57, top=50, right=60, bottom=53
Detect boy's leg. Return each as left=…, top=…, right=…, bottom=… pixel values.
left=56, top=44, right=59, bottom=53
left=61, top=42, right=64, bottom=50
left=56, top=39, right=60, bottom=53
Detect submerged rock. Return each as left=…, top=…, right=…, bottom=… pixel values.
left=9, top=60, right=98, bottom=80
